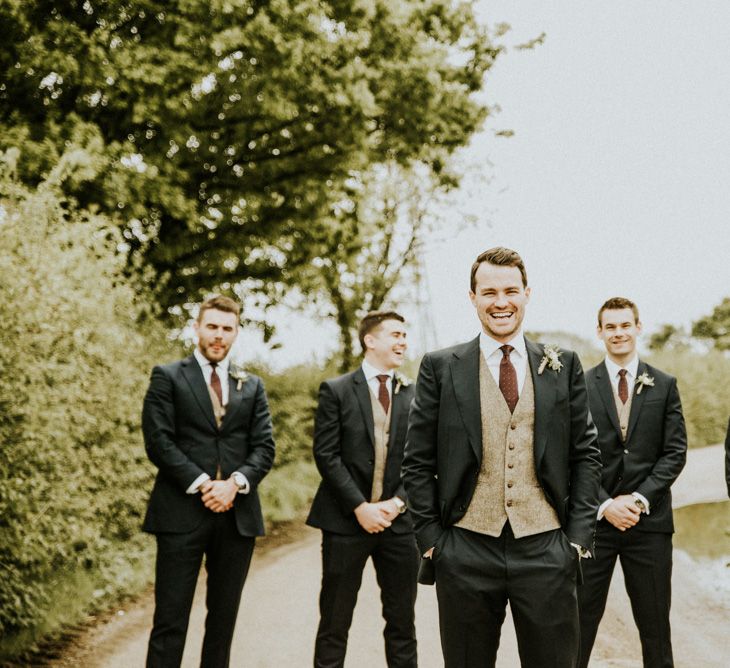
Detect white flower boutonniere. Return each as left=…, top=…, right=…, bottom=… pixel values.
left=635, top=372, right=654, bottom=394
left=393, top=372, right=411, bottom=395
left=229, top=361, right=249, bottom=391
left=538, top=344, right=563, bottom=375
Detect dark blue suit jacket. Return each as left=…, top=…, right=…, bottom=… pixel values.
left=142, top=354, right=275, bottom=536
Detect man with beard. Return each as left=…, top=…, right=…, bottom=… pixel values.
left=142, top=295, right=275, bottom=667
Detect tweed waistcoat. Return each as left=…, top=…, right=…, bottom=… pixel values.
left=369, top=392, right=391, bottom=502
left=612, top=384, right=633, bottom=442
left=455, top=352, right=560, bottom=538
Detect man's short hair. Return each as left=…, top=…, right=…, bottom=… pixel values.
left=197, top=295, right=241, bottom=322
left=597, top=297, right=640, bottom=327
left=358, top=310, right=405, bottom=352
left=470, top=247, right=528, bottom=291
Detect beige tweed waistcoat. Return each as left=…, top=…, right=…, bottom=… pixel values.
left=369, top=392, right=391, bottom=502
left=455, top=352, right=560, bottom=538
left=612, top=384, right=633, bottom=442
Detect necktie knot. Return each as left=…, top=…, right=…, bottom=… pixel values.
left=500, top=344, right=514, bottom=358
left=618, top=368, right=627, bottom=377
left=375, top=374, right=391, bottom=414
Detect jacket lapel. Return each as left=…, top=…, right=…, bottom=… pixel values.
left=219, top=372, right=246, bottom=432
left=526, top=338, right=555, bottom=469
left=450, top=336, right=482, bottom=463
left=386, top=381, right=408, bottom=451
left=625, top=360, right=649, bottom=444
left=181, top=355, right=217, bottom=430
left=352, top=368, right=375, bottom=447
left=593, top=361, right=623, bottom=441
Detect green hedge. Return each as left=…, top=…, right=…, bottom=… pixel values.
left=0, top=171, right=330, bottom=659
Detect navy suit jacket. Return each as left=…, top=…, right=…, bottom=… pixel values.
left=402, top=336, right=602, bottom=555
left=586, top=360, right=687, bottom=533
left=306, top=368, right=415, bottom=535
left=142, top=355, right=275, bottom=537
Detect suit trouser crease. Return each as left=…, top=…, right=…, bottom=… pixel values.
left=435, top=524, right=579, bottom=668
left=147, top=511, right=255, bottom=668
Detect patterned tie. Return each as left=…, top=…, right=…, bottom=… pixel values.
left=618, top=368, right=628, bottom=404
left=499, top=345, right=518, bottom=413
left=210, top=362, right=223, bottom=405
left=376, top=374, right=391, bottom=414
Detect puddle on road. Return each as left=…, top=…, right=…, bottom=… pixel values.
left=673, top=501, right=730, bottom=560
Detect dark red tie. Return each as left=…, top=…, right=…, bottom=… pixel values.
left=376, top=374, right=390, bottom=413
left=618, top=368, right=628, bottom=404
left=210, top=363, right=223, bottom=405
left=499, top=345, right=518, bottom=413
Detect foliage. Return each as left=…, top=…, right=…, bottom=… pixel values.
left=691, top=297, right=730, bottom=350
left=0, top=158, right=176, bottom=651
left=1, top=0, right=502, bottom=316
left=0, top=160, right=326, bottom=657
left=646, top=349, right=730, bottom=449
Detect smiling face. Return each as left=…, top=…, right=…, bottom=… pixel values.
left=363, top=319, right=408, bottom=371
left=469, top=262, right=531, bottom=343
left=194, top=308, right=239, bottom=363
left=597, top=307, right=641, bottom=365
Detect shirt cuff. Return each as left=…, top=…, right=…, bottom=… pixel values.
left=570, top=542, right=592, bottom=559
left=597, top=498, right=613, bottom=520
left=186, top=473, right=210, bottom=494
left=232, top=471, right=250, bottom=494
left=632, top=492, right=650, bottom=514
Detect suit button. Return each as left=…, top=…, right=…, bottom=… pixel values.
left=508, top=463, right=514, bottom=469
left=506, top=500, right=513, bottom=507
left=507, top=482, right=513, bottom=488
left=459, top=504, right=466, bottom=511
left=368, top=459, right=374, bottom=464
left=510, top=423, right=517, bottom=430
left=508, top=444, right=515, bottom=450
left=618, top=476, right=622, bottom=481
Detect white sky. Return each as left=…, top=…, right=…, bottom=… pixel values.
left=238, top=0, right=730, bottom=369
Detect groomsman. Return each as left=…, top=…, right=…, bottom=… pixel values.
left=578, top=297, right=687, bottom=668
left=403, top=247, right=601, bottom=667
left=142, top=295, right=276, bottom=667
left=307, top=311, right=419, bottom=668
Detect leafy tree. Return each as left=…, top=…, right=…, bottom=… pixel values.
left=692, top=297, right=730, bottom=350
left=1, top=0, right=502, bottom=315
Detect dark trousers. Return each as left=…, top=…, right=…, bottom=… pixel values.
left=314, top=528, right=420, bottom=668
left=577, top=525, right=673, bottom=668
left=434, top=524, right=580, bottom=668
left=146, top=511, right=255, bottom=668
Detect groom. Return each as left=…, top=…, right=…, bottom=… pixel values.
left=142, top=295, right=275, bottom=667
left=402, top=247, right=601, bottom=667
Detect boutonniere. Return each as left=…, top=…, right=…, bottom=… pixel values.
left=635, top=371, right=654, bottom=394
left=229, top=361, right=249, bottom=390
left=393, top=372, right=411, bottom=395
left=538, top=344, right=563, bottom=375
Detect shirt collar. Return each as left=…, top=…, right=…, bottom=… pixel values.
left=479, top=330, right=526, bottom=360
left=194, top=347, right=230, bottom=374
left=361, top=358, right=395, bottom=382
left=604, top=354, right=639, bottom=380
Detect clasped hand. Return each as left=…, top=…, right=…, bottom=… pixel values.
left=354, top=499, right=399, bottom=533
left=604, top=494, right=642, bottom=531
left=200, top=479, right=237, bottom=513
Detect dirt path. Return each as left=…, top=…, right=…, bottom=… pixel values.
left=52, top=445, right=728, bottom=667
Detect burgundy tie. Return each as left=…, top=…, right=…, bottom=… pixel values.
left=210, top=363, right=223, bottom=405
left=376, top=374, right=391, bottom=414
left=618, top=369, right=628, bottom=404
left=499, top=345, right=518, bottom=413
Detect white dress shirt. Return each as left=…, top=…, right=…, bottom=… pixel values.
left=361, top=359, right=394, bottom=402
left=597, top=354, right=649, bottom=518
left=186, top=349, right=249, bottom=495
left=479, top=330, right=528, bottom=395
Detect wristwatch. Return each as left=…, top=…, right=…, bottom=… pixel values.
left=232, top=471, right=249, bottom=494
left=393, top=497, right=407, bottom=514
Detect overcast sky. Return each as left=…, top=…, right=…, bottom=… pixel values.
left=239, top=1, right=730, bottom=368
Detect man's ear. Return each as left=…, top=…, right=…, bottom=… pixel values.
left=363, top=333, right=374, bottom=350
